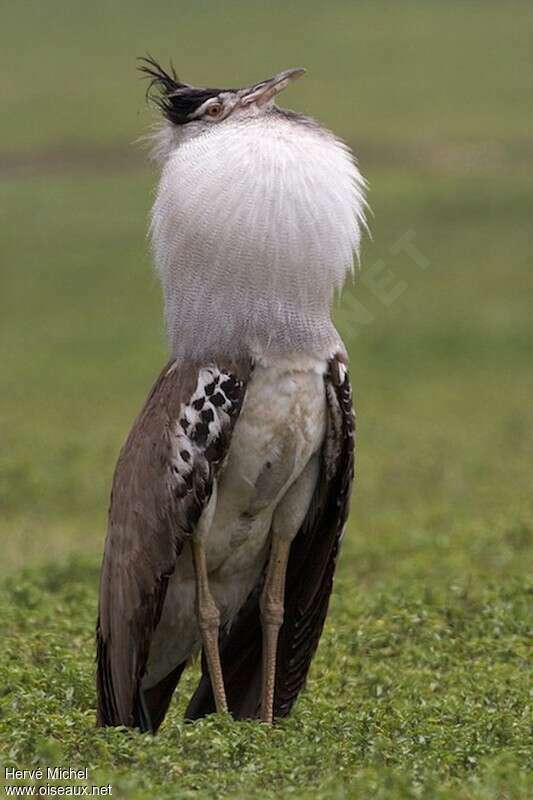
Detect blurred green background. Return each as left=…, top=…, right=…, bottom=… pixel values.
left=1, top=2, right=532, bottom=797
left=2, top=0, right=532, bottom=572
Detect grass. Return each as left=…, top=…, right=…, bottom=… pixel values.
left=1, top=562, right=531, bottom=798
left=1, top=1, right=532, bottom=797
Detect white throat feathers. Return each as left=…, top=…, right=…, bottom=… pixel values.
left=150, top=110, right=366, bottom=362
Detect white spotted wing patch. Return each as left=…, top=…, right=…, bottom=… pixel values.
left=171, top=367, right=245, bottom=502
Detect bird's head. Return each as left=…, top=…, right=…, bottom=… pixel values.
left=139, top=56, right=306, bottom=152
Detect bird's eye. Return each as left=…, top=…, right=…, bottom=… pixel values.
left=206, top=103, right=222, bottom=118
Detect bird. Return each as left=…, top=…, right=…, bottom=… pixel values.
left=96, top=56, right=366, bottom=733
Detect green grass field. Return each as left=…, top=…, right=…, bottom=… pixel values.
left=1, top=2, right=532, bottom=797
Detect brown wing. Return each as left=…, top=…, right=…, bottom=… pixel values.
left=185, top=353, right=355, bottom=721
left=96, top=357, right=251, bottom=731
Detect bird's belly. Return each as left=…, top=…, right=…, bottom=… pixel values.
left=143, top=359, right=327, bottom=689
left=201, top=360, right=327, bottom=574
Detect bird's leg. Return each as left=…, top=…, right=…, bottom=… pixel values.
left=190, top=538, right=228, bottom=714
left=259, top=456, right=320, bottom=724
left=260, top=534, right=291, bottom=724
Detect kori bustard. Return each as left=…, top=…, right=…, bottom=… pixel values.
left=96, top=57, right=366, bottom=732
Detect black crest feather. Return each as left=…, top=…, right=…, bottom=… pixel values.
left=137, top=55, right=222, bottom=126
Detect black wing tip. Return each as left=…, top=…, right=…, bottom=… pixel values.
left=95, top=628, right=119, bottom=728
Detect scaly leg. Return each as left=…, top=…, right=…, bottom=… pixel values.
left=260, top=535, right=291, bottom=724
left=259, top=455, right=321, bottom=724
left=191, top=539, right=227, bottom=714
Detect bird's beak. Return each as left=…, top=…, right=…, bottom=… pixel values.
left=240, top=68, right=306, bottom=107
